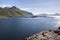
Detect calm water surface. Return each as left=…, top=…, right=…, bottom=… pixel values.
left=0, top=17, right=59, bottom=40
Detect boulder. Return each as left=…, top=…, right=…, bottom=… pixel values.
left=27, top=30, right=60, bottom=40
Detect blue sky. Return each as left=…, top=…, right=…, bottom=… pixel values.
left=0, top=0, right=60, bottom=15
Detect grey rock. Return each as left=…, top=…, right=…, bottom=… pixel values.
left=27, top=30, right=60, bottom=40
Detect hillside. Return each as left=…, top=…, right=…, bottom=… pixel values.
left=0, top=6, right=33, bottom=18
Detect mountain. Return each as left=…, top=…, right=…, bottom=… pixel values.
left=0, top=6, right=33, bottom=18
left=54, top=13, right=60, bottom=16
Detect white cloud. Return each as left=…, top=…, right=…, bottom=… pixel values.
left=0, top=4, right=12, bottom=8
left=20, top=8, right=30, bottom=11
left=20, top=8, right=41, bottom=15
left=20, top=8, right=53, bottom=15
left=20, top=7, right=60, bottom=15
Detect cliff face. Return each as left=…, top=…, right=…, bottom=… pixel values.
left=0, top=6, right=33, bottom=18
left=27, top=30, right=60, bottom=40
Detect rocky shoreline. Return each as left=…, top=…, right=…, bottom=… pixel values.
left=27, top=28, right=60, bottom=40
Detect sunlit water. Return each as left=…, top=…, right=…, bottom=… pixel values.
left=52, top=16, right=60, bottom=28
left=0, top=17, right=60, bottom=40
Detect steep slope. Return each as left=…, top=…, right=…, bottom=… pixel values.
left=0, top=6, right=33, bottom=18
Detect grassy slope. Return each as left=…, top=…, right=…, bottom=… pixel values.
left=0, top=6, right=33, bottom=18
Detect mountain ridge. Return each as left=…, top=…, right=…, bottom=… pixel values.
left=0, top=6, right=33, bottom=18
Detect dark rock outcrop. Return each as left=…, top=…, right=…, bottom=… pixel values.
left=58, top=27, right=60, bottom=29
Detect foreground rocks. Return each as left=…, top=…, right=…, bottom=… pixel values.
left=27, top=30, right=60, bottom=40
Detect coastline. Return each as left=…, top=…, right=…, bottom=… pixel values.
left=27, top=29, right=60, bottom=40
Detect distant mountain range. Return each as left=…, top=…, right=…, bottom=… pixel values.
left=32, top=13, right=60, bottom=18
left=38, top=13, right=60, bottom=16
left=0, top=6, right=33, bottom=18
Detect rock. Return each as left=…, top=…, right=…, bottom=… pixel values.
left=58, top=27, right=60, bottom=29
left=27, top=30, right=60, bottom=40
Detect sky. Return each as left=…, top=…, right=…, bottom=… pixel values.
left=0, top=0, right=60, bottom=15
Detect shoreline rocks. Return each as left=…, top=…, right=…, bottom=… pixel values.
left=27, top=30, right=60, bottom=40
